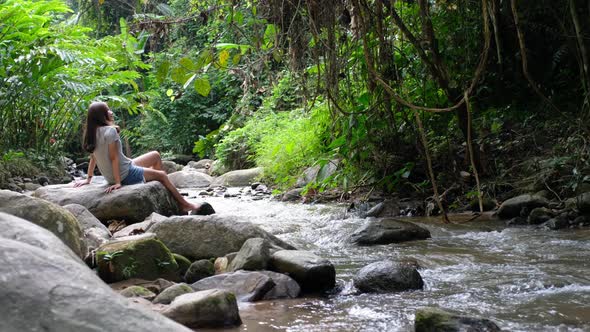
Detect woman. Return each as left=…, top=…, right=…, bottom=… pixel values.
left=74, top=101, right=212, bottom=215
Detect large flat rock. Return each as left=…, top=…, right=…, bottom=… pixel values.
left=33, top=182, right=181, bottom=224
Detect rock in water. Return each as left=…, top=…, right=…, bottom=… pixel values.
left=0, top=228, right=190, bottom=331
left=415, top=307, right=501, bottom=332
left=353, top=260, right=423, bottom=293
left=190, top=270, right=275, bottom=302
left=162, top=289, right=242, bottom=328
left=270, top=250, right=336, bottom=293
left=350, top=218, right=431, bottom=245
left=496, top=194, right=549, bottom=219
left=0, top=190, right=85, bottom=258
left=33, top=182, right=182, bottom=224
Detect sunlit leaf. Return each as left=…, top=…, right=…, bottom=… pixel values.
left=194, top=77, right=211, bottom=97
left=218, top=50, right=230, bottom=68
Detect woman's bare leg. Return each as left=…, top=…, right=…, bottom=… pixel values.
left=142, top=168, right=201, bottom=212
left=133, top=151, right=163, bottom=170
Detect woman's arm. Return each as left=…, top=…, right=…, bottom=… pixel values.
left=105, top=141, right=122, bottom=193
left=74, top=155, right=96, bottom=187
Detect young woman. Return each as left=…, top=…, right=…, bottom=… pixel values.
left=74, top=101, right=212, bottom=215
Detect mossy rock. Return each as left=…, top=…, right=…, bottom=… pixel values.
left=96, top=236, right=179, bottom=283
left=119, top=285, right=156, bottom=300
left=153, top=283, right=194, bottom=304
left=173, top=253, right=192, bottom=278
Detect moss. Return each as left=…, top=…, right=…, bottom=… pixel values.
left=172, top=253, right=192, bottom=276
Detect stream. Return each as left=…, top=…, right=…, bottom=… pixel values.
left=190, top=188, right=590, bottom=332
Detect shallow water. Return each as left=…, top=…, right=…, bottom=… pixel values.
left=187, top=189, right=590, bottom=332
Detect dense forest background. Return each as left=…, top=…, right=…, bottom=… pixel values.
left=1, top=0, right=589, bottom=212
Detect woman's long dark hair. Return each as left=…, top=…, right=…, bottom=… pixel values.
left=83, top=102, right=110, bottom=153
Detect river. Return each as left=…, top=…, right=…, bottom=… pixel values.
left=190, top=188, right=590, bottom=332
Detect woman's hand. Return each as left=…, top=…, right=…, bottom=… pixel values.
left=105, top=183, right=122, bottom=193
left=73, top=179, right=91, bottom=188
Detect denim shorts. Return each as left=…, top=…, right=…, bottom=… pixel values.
left=121, top=164, right=145, bottom=185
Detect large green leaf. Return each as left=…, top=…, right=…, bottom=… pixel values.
left=194, top=77, right=211, bottom=97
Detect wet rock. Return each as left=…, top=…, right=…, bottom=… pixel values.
left=64, top=203, right=111, bottom=253
left=365, top=199, right=400, bottom=218
left=210, top=167, right=263, bottom=187
left=270, top=250, right=336, bottom=293
left=527, top=207, right=555, bottom=225
left=119, top=285, right=156, bottom=300
left=146, top=215, right=295, bottom=260
left=169, top=170, right=213, bottom=188
left=0, top=212, right=84, bottom=264
left=541, top=216, right=570, bottom=230
left=154, top=283, right=194, bottom=304
left=575, top=192, right=590, bottom=214
left=162, top=289, right=241, bottom=328
left=0, top=237, right=190, bottom=332
left=33, top=182, right=181, bottom=224
left=96, top=235, right=179, bottom=283
left=353, top=260, right=423, bottom=293
left=259, top=271, right=301, bottom=300
left=173, top=253, right=192, bottom=278
left=350, top=218, right=431, bottom=245
left=497, top=194, right=549, bottom=219
left=414, top=307, right=501, bottom=332
left=184, top=259, right=215, bottom=284
left=282, top=188, right=303, bottom=201
left=228, top=237, right=271, bottom=272
left=190, top=270, right=275, bottom=302
left=0, top=190, right=85, bottom=258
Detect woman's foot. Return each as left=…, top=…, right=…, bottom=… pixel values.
left=181, top=202, right=215, bottom=215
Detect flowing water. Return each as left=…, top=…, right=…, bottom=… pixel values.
left=189, top=189, right=590, bottom=332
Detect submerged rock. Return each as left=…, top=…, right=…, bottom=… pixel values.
left=350, top=218, right=431, bottom=245
left=353, top=260, right=423, bottom=293
left=270, top=250, right=336, bottom=293
left=0, top=190, right=85, bottom=258
left=162, top=289, right=241, bottom=328
left=33, top=182, right=181, bottom=224
left=414, top=307, right=501, bottom=332
left=496, top=194, right=549, bottom=219
left=146, top=215, right=295, bottom=260
left=191, top=270, right=275, bottom=302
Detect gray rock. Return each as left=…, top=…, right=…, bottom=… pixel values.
left=146, top=215, right=295, bottom=260
left=353, top=260, right=423, bottom=293
left=295, top=165, right=320, bottom=187
left=350, top=218, right=431, bottom=245
left=497, top=194, right=549, bottom=219
left=184, top=259, right=215, bottom=284
left=119, top=285, right=156, bottom=300
left=162, top=289, right=241, bottom=328
left=113, top=212, right=168, bottom=238
left=270, top=250, right=335, bottom=293
left=64, top=204, right=111, bottom=252
left=0, top=212, right=83, bottom=264
left=0, top=190, right=85, bottom=258
left=169, top=170, right=213, bottom=188
left=187, top=159, right=213, bottom=169
left=33, top=182, right=181, bottom=224
left=365, top=199, right=400, bottom=218
left=211, top=167, right=263, bottom=187
left=153, top=283, right=194, bottom=304
left=527, top=207, right=555, bottom=225
left=162, top=160, right=182, bottom=174
left=259, top=271, right=301, bottom=300
left=190, top=270, right=275, bottom=302
left=165, top=154, right=194, bottom=165
left=23, top=182, right=41, bottom=191
left=228, top=237, right=271, bottom=272
left=0, top=238, right=190, bottom=332
left=96, top=236, right=179, bottom=283
left=415, top=307, right=501, bottom=332
left=541, top=216, right=570, bottom=230
left=281, top=188, right=303, bottom=202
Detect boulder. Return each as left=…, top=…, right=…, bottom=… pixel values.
left=415, top=307, right=501, bottom=332
left=187, top=159, right=213, bottom=170
left=33, top=182, right=181, bottom=224
left=350, top=218, right=431, bottom=245
left=190, top=270, right=275, bottom=302
left=0, top=238, right=190, bottom=332
left=162, top=289, right=241, bottom=328
left=259, top=271, right=301, bottom=300
left=527, top=207, right=555, bottom=225
left=270, top=250, right=335, bottom=293
left=496, top=194, right=549, bottom=219
left=154, top=283, right=194, bottom=304
left=96, top=235, right=179, bottom=283
left=576, top=192, right=590, bottom=214
left=64, top=203, right=111, bottom=252
left=169, top=170, right=213, bottom=188
left=281, top=188, right=303, bottom=202
left=210, top=167, right=263, bottom=187
left=0, top=190, right=85, bottom=258
left=119, top=285, right=156, bottom=300
left=541, top=216, right=570, bottom=230
left=365, top=199, right=400, bottom=218
left=146, top=215, right=295, bottom=260
left=228, top=237, right=271, bottom=272
left=0, top=212, right=83, bottom=264
left=162, top=160, right=182, bottom=174
left=184, top=259, right=215, bottom=284
left=113, top=212, right=168, bottom=238
left=353, top=260, right=424, bottom=293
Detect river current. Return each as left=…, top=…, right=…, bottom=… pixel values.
left=189, top=188, right=590, bottom=332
